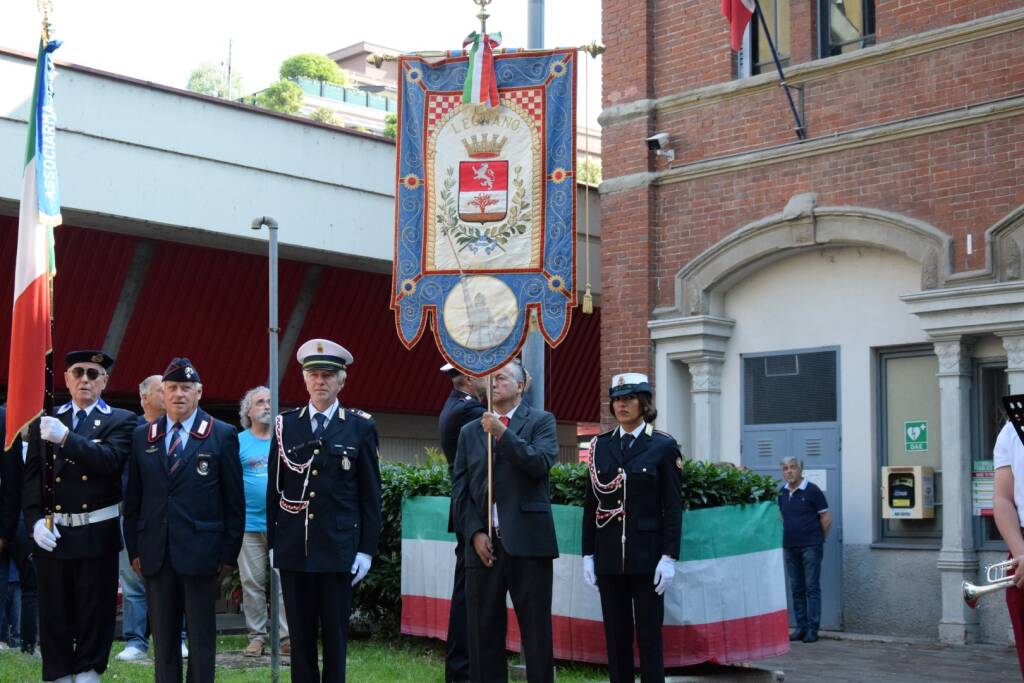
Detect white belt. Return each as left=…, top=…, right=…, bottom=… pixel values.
left=53, top=503, right=119, bottom=528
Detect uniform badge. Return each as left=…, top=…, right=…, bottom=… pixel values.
left=91, top=353, right=104, bottom=364
left=342, top=456, right=352, bottom=471
left=94, top=419, right=102, bottom=427
left=196, top=454, right=212, bottom=476
left=146, top=446, right=158, bottom=454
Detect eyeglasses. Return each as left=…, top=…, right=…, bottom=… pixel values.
left=69, top=367, right=105, bottom=380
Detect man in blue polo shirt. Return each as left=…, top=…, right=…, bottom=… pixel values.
left=779, top=456, right=831, bottom=643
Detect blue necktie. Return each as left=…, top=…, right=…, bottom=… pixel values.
left=74, top=409, right=88, bottom=434
left=620, top=433, right=634, bottom=456
left=167, top=422, right=184, bottom=468
left=313, top=413, right=327, bottom=438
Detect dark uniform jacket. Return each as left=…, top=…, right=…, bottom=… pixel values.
left=451, top=402, right=559, bottom=566
left=0, top=406, right=24, bottom=545
left=267, top=404, right=383, bottom=573
left=123, top=409, right=244, bottom=576
left=439, top=389, right=485, bottom=532
left=22, top=400, right=135, bottom=559
left=582, top=424, right=684, bottom=575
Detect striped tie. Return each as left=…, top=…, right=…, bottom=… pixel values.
left=167, top=422, right=184, bottom=470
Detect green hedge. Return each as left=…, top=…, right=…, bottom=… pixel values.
left=353, top=460, right=778, bottom=633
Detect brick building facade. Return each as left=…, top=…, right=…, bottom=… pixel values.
left=599, top=1, right=1023, bottom=644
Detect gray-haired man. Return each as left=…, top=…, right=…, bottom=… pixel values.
left=237, top=386, right=289, bottom=656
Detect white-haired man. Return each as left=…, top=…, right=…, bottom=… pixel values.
left=237, top=386, right=289, bottom=657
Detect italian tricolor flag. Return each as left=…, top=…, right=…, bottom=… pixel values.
left=461, top=32, right=501, bottom=108
left=721, top=0, right=756, bottom=52
left=5, top=38, right=61, bottom=450
left=401, top=497, right=789, bottom=666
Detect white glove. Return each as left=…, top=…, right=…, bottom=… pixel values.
left=33, top=518, right=61, bottom=551
left=351, top=552, right=372, bottom=586
left=653, top=555, right=676, bottom=595
left=582, top=555, right=598, bottom=591
left=268, top=549, right=274, bottom=567
left=40, top=416, right=69, bottom=444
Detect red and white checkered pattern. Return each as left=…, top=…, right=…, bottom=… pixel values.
left=502, top=88, right=545, bottom=125
left=426, top=93, right=463, bottom=132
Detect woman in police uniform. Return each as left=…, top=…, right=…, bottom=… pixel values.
left=581, top=373, right=684, bottom=683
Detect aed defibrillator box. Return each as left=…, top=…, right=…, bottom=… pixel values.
left=881, top=466, right=935, bottom=519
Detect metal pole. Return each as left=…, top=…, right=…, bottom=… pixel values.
left=252, top=216, right=281, bottom=682
left=753, top=0, right=806, bottom=140
left=527, top=0, right=544, bottom=51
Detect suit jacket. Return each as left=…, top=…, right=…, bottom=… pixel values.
left=123, top=408, right=244, bottom=576
left=451, top=402, right=559, bottom=566
left=267, top=405, right=382, bottom=573
left=438, top=390, right=485, bottom=532
left=21, top=399, right=135, bottom=559
left=0, top=406, right=24, bottom=545
left=582, top=424, right=683, bottom=575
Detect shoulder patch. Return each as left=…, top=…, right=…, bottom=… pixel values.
left=56, top=402, right=73, bottom=415
left=349, top=408, right=373, bottom=420
left=645, top=423, right=655, bottom=437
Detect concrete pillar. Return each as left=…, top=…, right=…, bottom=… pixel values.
left=999, top=333, right=1024, bottom=394
left=933, top=338, right=979, bottom=644
left=687, top=354, right=725, bottom=463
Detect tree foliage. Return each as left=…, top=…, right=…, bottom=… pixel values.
left=578, top=159, right=602, bottom=186
left=383, top=113, right=397, bottom=139
left=186, top=62, right=244, bottom=99
left=310, top=107, right=339, bottom=125
left=255, top=79, right=304, bottom=114
left=280, top=53, right=347, bottom=85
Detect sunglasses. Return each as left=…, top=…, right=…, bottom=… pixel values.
left=69, top=367, right=105, bottom=380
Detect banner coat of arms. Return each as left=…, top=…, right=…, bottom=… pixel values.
left=391, top=48, right=577, bottom=377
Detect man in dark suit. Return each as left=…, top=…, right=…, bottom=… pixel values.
left=268, top=338, right=382, bottom=683
left=452, top=359, right=559, bottom=683
left=22, top=350, right=136, bottom=683
left=437, top=362, right=485, bottom=683
left=0, top=406, right=38, bottom=656
left=123, top=358, right=244, bottom=683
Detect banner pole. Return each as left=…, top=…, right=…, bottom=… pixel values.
left=486, top=375, right=493, bottom=540
left=753, top=0, right=806, bottom=140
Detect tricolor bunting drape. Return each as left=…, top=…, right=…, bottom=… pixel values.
left=5, top=38, right=61, bottom=449
left=391, top=48, right=577, bottom=377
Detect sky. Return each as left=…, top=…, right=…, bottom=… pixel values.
left=0, top=0, right=603, bottom=127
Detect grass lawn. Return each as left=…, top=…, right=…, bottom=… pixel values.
left=0, top=635, right=609, bottom=682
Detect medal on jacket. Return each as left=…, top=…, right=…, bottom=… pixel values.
left=342, top=456, right=351, bottom=470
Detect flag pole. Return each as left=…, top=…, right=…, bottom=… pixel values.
left=486, top=376, right=493, bottom=540
left=753, top=0, right=806, bottom=140
left=40, top=1, right=56, bottom=533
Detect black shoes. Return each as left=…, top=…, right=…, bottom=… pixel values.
left=803, top=631, right=819, bottom=643
left=789, top=629, right=806, bottom=641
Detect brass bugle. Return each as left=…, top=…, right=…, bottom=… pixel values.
left=962, top=559, right=1016, bottom=608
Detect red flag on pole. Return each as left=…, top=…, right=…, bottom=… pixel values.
left=721, top=0, right=756, bottom=52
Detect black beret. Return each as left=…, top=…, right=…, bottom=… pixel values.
left=65, top=350, right=114, bottom=370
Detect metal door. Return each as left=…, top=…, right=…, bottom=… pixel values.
left=741, top=349, right=842, bottom=630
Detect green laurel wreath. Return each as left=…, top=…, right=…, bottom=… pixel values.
left=437, top=165, right=531, bottom=254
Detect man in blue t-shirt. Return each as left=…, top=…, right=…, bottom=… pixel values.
left=778, top=456, right=831, bottom=644
left=237, top=386, right=289, bottom=657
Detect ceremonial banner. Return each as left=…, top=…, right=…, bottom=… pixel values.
left=5, top=39, right=61, bottom=449
left=391, top=48, right=576, bottom=376
left=401, top=497, right=789, bottom=666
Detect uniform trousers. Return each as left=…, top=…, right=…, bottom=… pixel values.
left=146, top=564, right=217, bottom=683
left=465, top=537, right=553, bottom=683
left=445, top=530, right=471, bottom=681
left=34, top=551, right=118, bottom=680
left=280, top=569, right=353, bottom=683
left=596, top=573, right=665, bottom=683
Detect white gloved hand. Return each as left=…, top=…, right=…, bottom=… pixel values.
left=653, top=555, right=676, bottom=595
left=351, top=552, right=372, bottom=586
left=582, top=555, right=598, bottom=591
left=40, top=416, right=69, bottom=444
left=268, top=549, right=274, bottom=567
left=33, top=518, right=61, bottom=551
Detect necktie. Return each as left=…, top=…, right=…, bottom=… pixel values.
left=167, top=422, right=184, bottom=468
left=499, top=416, right=510, bottom=428
left=74, top=409, right=88, bottom=434
left=621, top=433, right=635, bottom=455
left=313, top=413, right=327, bottom=438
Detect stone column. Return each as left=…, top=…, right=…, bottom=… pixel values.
left=999, top=333, right=1024, bottom=394
left=933, top=338, right=979, bottom=644
left=687, top=354, right=724, bottom=463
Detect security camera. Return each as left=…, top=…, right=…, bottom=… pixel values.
left=645, top=133, right=675, bottom=162
left=646, top=133, right=669, bottom=151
